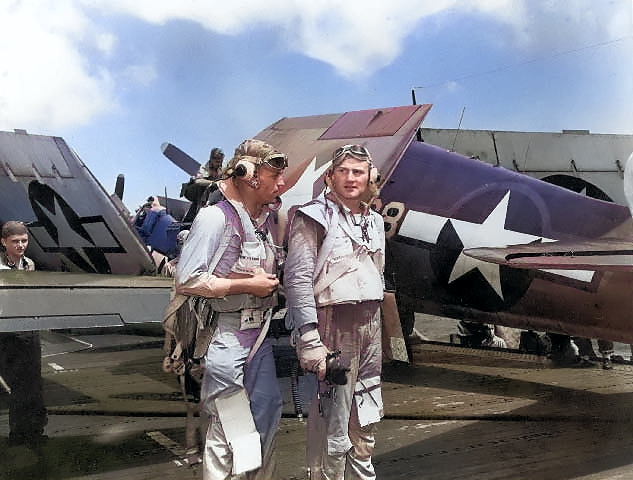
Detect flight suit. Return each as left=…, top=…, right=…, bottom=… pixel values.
left=175, top=190, right=283, bottom=480
left=285, top=194, right=385, bottom=480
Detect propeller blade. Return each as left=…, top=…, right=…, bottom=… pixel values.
left=114, top=174, right=125, bottom=200
left=161, top=142, right=200, bottom=176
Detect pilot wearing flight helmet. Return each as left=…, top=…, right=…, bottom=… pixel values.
left=285, top=144, right=385, bottom=480
left=167, top=139, right=287, bottom=479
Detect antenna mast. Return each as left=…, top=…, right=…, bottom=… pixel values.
left=450, top=106, right=466, bottom=152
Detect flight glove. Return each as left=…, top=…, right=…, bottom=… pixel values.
left=296, top=327, right=328, bottom=381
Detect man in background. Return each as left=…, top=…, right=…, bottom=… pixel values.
left=181, top=147, right=225, bottom=223
left=0, top=221, right=47, bottom=447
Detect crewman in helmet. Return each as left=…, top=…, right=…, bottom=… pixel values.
left=285, top=144, right=385, bottom=480
left=167, top=139, right=287, bottom=479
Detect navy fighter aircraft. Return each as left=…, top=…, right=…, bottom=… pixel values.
left=250, top=105, right=633, bottom=345
left=164, top=104, right=633, bottom=347
left=2, top=105, right=633, bottom=349
left=0, top=130, right=173, bottom=331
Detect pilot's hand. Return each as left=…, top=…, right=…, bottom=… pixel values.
left=248, top=270, right=279, bottom=297
left=296, top=326, right=328, bottom=381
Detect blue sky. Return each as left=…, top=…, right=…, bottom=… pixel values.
left=1, top=0, right=631, bottom=210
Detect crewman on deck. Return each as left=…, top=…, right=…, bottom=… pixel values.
left=0, top=221, right=47, bottom=447
left=181, top=147, right=225, bottom=223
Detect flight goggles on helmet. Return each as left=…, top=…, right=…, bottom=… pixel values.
left=260, top=152, right=288, bottom=170
left=233, top=152, right=288, bottom=173
left=332, top=144, right=372, bottom=162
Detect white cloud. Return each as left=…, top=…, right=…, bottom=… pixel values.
left=0, top=0, right=629, bottom=131
left=284, top=0, right=446, bottom=78
left=87, top=0, right=458, bottom=78
left=474, top=0, right=632, bottom=52
left=0, top=0, right=113, bottom=131
left=95, top=32, right=116, bottom=56
left=88, top=0, right=631, bottom=76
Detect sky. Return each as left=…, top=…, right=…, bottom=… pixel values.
left=1, top=0, right=632, bottom=211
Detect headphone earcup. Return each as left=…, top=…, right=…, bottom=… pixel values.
left=369, top=166, right=381, bottom=185
left=324, top=169, right=333, bottom=188
left=234, top=164, right=247, bottom=177
left=233, top=160, right=255, bottom=179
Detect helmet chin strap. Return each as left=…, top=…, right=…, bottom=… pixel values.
left=230, top=174, right=266, bottom=220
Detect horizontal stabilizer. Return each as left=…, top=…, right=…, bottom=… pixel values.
left=464, top=238, right=633, bottom=271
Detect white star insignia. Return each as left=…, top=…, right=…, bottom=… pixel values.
left=280, top=155, right=330, bottom=209
left=397, top=190, right=593, bottom=300
left=448, top=191, right=548, bottom=298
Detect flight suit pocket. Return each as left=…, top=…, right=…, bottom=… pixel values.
left=354, top=377, right=383, bottom=427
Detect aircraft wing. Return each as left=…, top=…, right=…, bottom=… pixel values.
left=0, top=270, right=172, bottom=332
left=464, top=238, right=633, bottom=271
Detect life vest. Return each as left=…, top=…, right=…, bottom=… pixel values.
left=297, top=195, right=384, bottom=306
